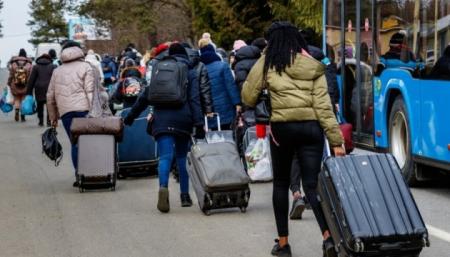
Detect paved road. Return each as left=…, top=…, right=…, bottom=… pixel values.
left=0, top=114, right=449, bottom=257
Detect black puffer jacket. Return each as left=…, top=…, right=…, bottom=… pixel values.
left=26, top=55, right=55, bottom=101
left=186, top=48, right=214, bottom=114
left=233, top=45, right=261, bottom=91
left=307, top=45, right=340, bottom=107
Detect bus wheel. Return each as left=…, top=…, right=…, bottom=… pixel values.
left=389, top=96, right=418, bottom=186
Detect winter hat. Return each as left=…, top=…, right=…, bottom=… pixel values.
left=62, top=40, right=81, bottom=50
left=19, top=48, right=27, bottom=57
left=202, top=32, right=211, bottom=40
left=169, top=43, right=188, bottom=57
left=252, top=38, right=267, bottom=51
left=154, top=42, right=170, bottom=57
left=198, top=38, right=210, bottom=49
left=233, top=40, right=247, bottom=52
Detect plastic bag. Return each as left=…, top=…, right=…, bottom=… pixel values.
left=0, top=88, right=13, bottom=113
left=245, top=137, right=273, bottom=182
left=21, top=95, right=36, bottom=115
left=6, top=87, right=14, bottom=105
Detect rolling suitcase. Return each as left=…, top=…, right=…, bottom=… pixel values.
left=187, top=114, right=250, bottom=215
left=118, top=107, right=158, bottom=178
left=318, top=153, right=430, bottom=257
left=77, top=135, right=117, bottom=192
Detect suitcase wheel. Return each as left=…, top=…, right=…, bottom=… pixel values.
left=239, top=206, right=247, bottom=213
left=202, top=209, right=211, bottom=216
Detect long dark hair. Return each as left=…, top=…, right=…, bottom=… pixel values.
left=263, top=21, right=308, bottom=77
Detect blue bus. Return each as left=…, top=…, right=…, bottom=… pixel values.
left=324, top=0, right=450, bottom=185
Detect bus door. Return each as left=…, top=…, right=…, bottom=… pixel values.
left=326, top=0, right=375, bottom=146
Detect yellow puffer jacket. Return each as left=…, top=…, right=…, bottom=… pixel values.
left=242, top=53, right=344, bottom=146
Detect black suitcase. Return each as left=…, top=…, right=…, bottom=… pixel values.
left=318, top=154, right=430, bottom=257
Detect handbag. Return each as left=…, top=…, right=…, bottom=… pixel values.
left=255, top=78, right=271, bottom=125
left=42, top=128, right=63, bottom=166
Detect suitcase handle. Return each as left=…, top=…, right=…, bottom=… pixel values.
left=204, top=113, right=221, bottom=132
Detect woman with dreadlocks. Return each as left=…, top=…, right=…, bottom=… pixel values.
left=242, top=21, right=345, bottom=257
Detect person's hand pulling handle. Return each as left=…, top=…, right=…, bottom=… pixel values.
left=333, top=146, right=346, bottom=157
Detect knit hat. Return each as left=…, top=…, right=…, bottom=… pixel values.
left=233, top=40, right=247, bottom=52
left=154, top=42, right=170, bottom=57
left=169, top=43, right=188, bottom=57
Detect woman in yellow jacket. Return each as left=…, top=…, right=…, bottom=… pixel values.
left=242, top=22, right=345, bottom=257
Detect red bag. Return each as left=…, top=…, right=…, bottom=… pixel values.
left=337, top=112, right=354, bottom=154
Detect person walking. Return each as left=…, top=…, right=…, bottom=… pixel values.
left=242, top=21, right=345, bottom=257
left=200, top=42, right=241, bottom=130
left=101, top=54, right=117, bottom=88
left=48, top=49, right=61, bottom=67
left=7, top=48, right=32, bottom=122
left=47, top=41, right=95, bottom=187
left=124, top=43, right=204, bottom=213
left=26, top=53, right=56, bottom=127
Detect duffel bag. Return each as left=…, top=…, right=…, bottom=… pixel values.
left=70, top=117, right=123, bottom=144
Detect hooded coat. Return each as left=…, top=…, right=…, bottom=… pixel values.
left=242, top=53, right=344, bottom=147
left=201, top=45, right=241, bottom=127
left=126, top=55, right=203, bottom=138
left=47, top=46, right=95, bottom=121
left=26, top=55, right=56, bottom=102
left=233, top=45, right=261, bottom=91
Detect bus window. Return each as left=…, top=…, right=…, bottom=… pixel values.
left=421, top=0, right=450, bottom=80
left=375, top=0, right=420, bottom=74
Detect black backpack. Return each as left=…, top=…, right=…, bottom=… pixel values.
left=42, top=128, right=63, bottom=166
left=147, top=56, right=188, bottom=107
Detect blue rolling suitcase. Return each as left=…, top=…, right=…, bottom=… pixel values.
left=118, top=107, right=158, bottom=178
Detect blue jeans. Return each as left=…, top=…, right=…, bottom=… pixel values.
left=61, top=111, right=89, bottom=171
left=156, top=134, right=190, bottom=194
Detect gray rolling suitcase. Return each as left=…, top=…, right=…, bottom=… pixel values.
left=187, top=114, right=250, bottom=215
left=318, top=153, right=429, bottom=257
left=77, top=135, right=117, bottom=192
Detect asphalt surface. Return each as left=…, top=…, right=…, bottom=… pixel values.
left=0, top=114, right=449, bottom=257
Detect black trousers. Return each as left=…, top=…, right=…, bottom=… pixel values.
left=270, top=121, right=329, bottom=237
left=36, top=100, right=48, bottom=123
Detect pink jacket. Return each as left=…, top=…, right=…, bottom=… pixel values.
left=47, top=47, right=95, bottom=121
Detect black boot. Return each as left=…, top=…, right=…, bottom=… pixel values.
left=180, top=193, right=193, bottom=207
left=21, top=115, right=26, bottom=122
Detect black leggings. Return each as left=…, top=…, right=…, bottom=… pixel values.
left=270, top=121, right=329, bottom=237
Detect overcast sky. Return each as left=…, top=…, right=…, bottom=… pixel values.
left=0, top=0, right=33, bottom=68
